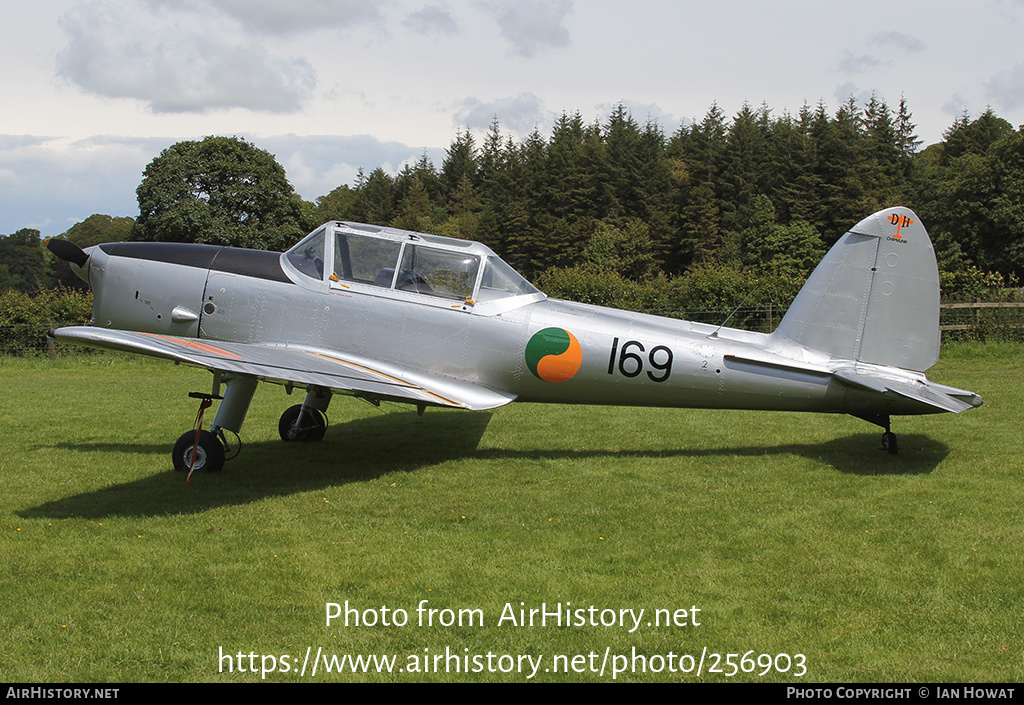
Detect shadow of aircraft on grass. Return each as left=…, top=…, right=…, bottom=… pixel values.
left=21, top=411, right=948, bottom=520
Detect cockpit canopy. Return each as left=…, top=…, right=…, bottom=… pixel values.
left=284, top=222, right=541, bottom=309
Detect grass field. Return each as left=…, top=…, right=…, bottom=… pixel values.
left=1, top=343, right=1021, bottom=682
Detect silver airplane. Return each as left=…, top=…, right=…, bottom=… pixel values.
left=47, top=206, right=982, bottom=474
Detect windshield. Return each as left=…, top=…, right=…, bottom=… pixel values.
left=476, top=256, right=539, bottom=302
left=286, top=227, right=325, bottom=280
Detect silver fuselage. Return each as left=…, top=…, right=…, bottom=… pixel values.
left=79, top=235, right=937, bottom=420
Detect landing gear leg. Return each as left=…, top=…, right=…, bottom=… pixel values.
left=280, top=387, right=332, bottom=442
left=172, top=373, right=258, bottom=474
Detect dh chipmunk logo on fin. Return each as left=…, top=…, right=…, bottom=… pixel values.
left=888, top=213, right=914, bottom=239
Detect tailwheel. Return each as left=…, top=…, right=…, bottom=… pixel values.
left=279, top=404, right=328, bottom=442
left=880, top=431, right=899, bottom=456
left=172, top=429, right=226, bottom=473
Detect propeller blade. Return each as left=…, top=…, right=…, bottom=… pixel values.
left=46, top=238, right=89, bottom=268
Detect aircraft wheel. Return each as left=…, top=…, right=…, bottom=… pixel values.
left=881, top=431, right=898, bottom=456
left=278, top=404, right=327, bottom=442
left=172, top=430, right=226, bottom=473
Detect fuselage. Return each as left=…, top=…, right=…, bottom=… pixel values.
left=77, top=228, right=940, bottom=420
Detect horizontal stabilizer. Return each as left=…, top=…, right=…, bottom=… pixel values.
left=885, top=384, right=978, bottom=414
left=833, top=368, right=982, bottom=414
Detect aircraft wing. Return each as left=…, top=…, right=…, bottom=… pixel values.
left=51, top=326, right=516, bottom=411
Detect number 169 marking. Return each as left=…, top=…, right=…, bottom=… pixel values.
left=608, top=337, right=673, bottom=383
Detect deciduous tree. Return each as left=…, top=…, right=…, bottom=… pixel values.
left=133, top=136, right=308, bottom=251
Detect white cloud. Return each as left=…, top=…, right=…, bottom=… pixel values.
left=0, top=135, right=56, bottom=152
left=870, top=31, right=926, bottom=53
left=482, top=0, right=572, bottom=57
left=942, top=93, right=973, bottom=120
left=455, top=93, right=552, bottom=135
left=56, top=2, right=317, bottom=113
left=205, top=0, right=384, bottom=36
left=836, top=51, right=890, bottom=74
left=833, top=82, right=875, bottom=110
left=403, top=4, right=460, bottom=36
left=987, top=63, right=1024, bottom=110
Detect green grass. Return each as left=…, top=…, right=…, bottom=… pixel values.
left=1, top=345, right=1022, bottom=682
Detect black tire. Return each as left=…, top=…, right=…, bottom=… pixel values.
left=278, top=404, right=327, bottom=442
left=172, top=430, right=226, bottom=473
left=881, top=431, right=898, bottom=456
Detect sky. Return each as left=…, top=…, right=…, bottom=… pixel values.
left=3, top=0, right=1024, bottom=238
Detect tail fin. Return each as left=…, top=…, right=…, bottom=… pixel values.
left=774, top=207, right=940, bottom=372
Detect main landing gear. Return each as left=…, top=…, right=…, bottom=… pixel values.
left=171, top=374, right=333, bottom=475
left=172, top=428, right=227, bottom=474
left=278, top=404, right=328, bottom=442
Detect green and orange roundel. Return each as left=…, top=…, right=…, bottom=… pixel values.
left=525, top=327, right=583, bottom=383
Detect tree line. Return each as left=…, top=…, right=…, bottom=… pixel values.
left=5, top=97, right=1023, bottom=314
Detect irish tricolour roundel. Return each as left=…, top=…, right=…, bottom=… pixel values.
left=525, top=327, right=582, bottom=383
